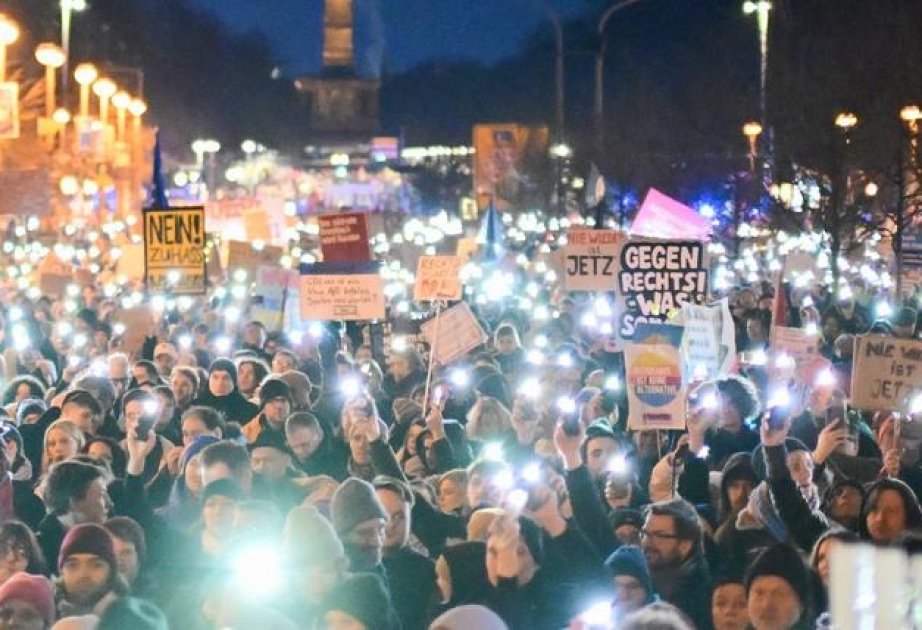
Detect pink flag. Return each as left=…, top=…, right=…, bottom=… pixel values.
left=631, top=188, right=711, bottom=241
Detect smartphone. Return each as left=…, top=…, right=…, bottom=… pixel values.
left=824, top=397, right=847, bottom=429
left=135, top=415, right=156, bottom=440
left=562, top=413, right=581, bottom=437
left=431, top=384, right=447, bottom=409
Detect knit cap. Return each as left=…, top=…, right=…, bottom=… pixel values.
left=259, top=378, right=293, bottom=410
left=209, top=358, right=238, bottom=385
left=0, top=572, right=55, bottom=626
left=58, top=524, right=117, bottom=574
left=322, top=573, right=399, bottom=630
left=604, top=545, right=654, bottom=598
left=744, top=543, right=812, bottom=611
left=392, top=397, right=423, bottom=426
left=15, top=398, right=47, bottom=425
left=429, top=604, right=508, bottom=629
left=282, top=505, right=345, bottom=567
left=330, top=478, right=387, bottom=535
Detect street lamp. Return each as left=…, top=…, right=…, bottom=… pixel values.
left=594, top=0, right=645, bottom=146
left=897, top=104, right=922, bottom=297
left=111, top=90, right=130, bottom=141
left=92, top=77, right=117, bottom=123
left=0, top=13, right=20, bottom=84
left=35, top=43, right=66, bottom=118
left=192, top=138, right=220, bottom=195
left=742, top=120, right=763, bottom=173
left=73, top=62, right=97, bottom=118
left=901, top=105, right=922, bottom=133
left=128, top=98, right=146, bottom=139
left=52, top=107, right=70, bottom=148
left=743, top=1, right=771, bottom=129
left=61, top=0, right=88, bottom=98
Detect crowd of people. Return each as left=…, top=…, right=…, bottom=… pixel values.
left=0, top=211, right=915, bottom=630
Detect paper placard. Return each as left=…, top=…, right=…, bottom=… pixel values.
left=414, top=256, right=463, bottom=301
left=617, top=240, right=708, bottom=340
left=252, top=266, right=299, bottom=330
left=226, top=240, right=284, bottom=273
left=299, top=268, right=385, bottom=322
left=420, top=302, right=487, bottom=366
left=318, top=212, right=371, bottom=262
left=118, top=243, right=145, bottom=280
left=456, top=237, right=479, bottom=261
left=563, top=229, right=624, bottom=291
left=116, top=305, right=153, bottom=356
left=625, top=342, right=687, bottom=431
left=679, top=299, right=736, bottom=380
left=143, top=206, right=206, bottom=295
left=243, top=208, right=271, bottom=242
left=770, top=326, right=820, bottom=364
left=37, top=255, right=73, bottom=297
left=851, top=335, right=922, bottom=412
left=631, top=188, right=711, bottom=241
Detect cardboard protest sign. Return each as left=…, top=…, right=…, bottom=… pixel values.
left=679, top=299, right=735, bottom=380
left=420, top=302, right=488, bottom=365
left=563, top=229, right=624, bottom=291
left=37, top=255, right=73, bottom=296
left=456, top=237, right=479, bottom=261
left=617, top=240, right=708, bottom=340
left=318, top=212, right=371, bottom=262
left=143, top=206, right=206, bottom=294
left=414, top=256, right=463, bottom=302
left=226, top=240, right=284, bottom=274
left=300, top=261, right=385, bottom=321
left=625, top=341, right=687, bottom=431
left=117, top=243, right=145, bottom=281
left=851, top=335, right=922, bottom=412
left=116, top=305, right=153, bottom=356
left=631, top=188, right=711, bottom=241
left=252, top=266, right=299, bottom=330
left=770, top=326, right=819, bottom=364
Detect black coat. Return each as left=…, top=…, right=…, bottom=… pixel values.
left=383, top=547, right=437, bottom=630
left=191, top=391, right=258, bottom=426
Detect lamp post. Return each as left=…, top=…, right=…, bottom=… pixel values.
left=594, top=0, right=645, bottom=148
left=743, top=1, right=771, bottom=129
left=60, top=0, right=87, bottom=98
left=830, top=111, right=858, bottom=288
left=742, top=120, right=763, bottom=174
left=549, top=142, right=571, bottom=218
left=736, top=120, right=763, bottom=257
left=0, top=13, right=20, bottom=84
left=111, top=90, right=130, bottom=142
left=128, top=98, right=146, bottom=142
left=92, top=77, right=116, bottom=124
left=897, top=105, right=922, bottom=298
left=35, top=43, right=66, bottom=118
left=73, top=63, right=97, bottom=118
left=52, top=107, right=70, bottom=149
left=192, top=138, right=220, bottom=197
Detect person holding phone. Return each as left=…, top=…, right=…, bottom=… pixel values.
left=118, top=389, right=174, bottom=486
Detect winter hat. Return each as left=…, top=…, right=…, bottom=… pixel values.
left=585, top=418, right=618, bottom=442
left=277, top=370, right=314, bottom=410
left=744, top=544, right=813, bottom=612
left=0, top=422, right=24, bottom=458
left=97, top=597, right=167, bottom=630
left=720, top=452, right=759, bottom=511
left=58, top=524, right=117, bottom=573
left=392, top=397, right=423, bottom=426
left=322, top=573, right=399, bottom=630
left=604, top=545, right=654, bottom=600
left=62, top=390, right=102, bottom=418
left=751, top=437, right=810, bottom=481
left=0, top=572, right=55, bottom=626
left=208, top=358, right=238, bottom=385
left=248, top=429, right=292, bottom=457
left=429, top=604, right=508, bottom=630
left=514, top=516, right=544, bottom=566
left=372, top=475, right=415, bottom=506
left=330, top=478, right=388, bottom=535
left=895, top=306, right=919, bottom=329
left=15, top=398, right=47, bottom=425
left=259, top=378, right=293, bottom=410
left=200, top=478, right=245, bottom=506
left=609, top=507, right=644, bottom=531
left=283, top=506, right=345, bottom=567
left=180, top=435, right=221, bottom=471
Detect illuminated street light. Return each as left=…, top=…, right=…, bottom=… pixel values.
left=111, top=90, right=130, bottom=141
left=834, top=112, right=858, bottom=131
left=241, top=139, right=257, bottom=155
left=92, top=77, right=117, bottom=123
left=60, top=0, right=88, bottom=96
left=35, top=43, right=66, bottom=118
left=864, top=182, right=878, bottom=197
left=742, top=120, right=763, bottom=172
left=73, top=63, right=97, bottom=118
left=0, top=13, right=20, bottom=83
left=743, top=0, right=771, bottom=161
left=549, top=143, right=572, bottom=159
left=901, top=105, right=922, bottom=134
left=52, top=107, right=70, bottom=148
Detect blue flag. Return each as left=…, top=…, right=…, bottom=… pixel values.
left=150, top=131, right=168, bottom=209
left=480, top=200, right=504, bottom=261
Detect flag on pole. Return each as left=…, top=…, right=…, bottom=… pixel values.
left=479, top=199, right=504, bottom=261
left=150, top=131, right=168, bottom=209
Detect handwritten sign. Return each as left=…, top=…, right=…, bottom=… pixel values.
left=318, top=212, right=371, bottom=262
left=252, top=266, right=298, bottom=330
left=300, top=262, right=385, bottom=321
left=617, top=240, right=708, bottom=340
left=456, top=237, right=479, bottom=261
left=414, top=256, right=463, bottom=301
left=420, top=302, right=487, bottom=365
left=851, top=335, right=922, bottom=412
left=563, top=229, right=624, bottom=291
left=143, top=206, right=206, bottom=294
left=770, top=326, right=819, bottom=364
left=226, top=240, right=284, bottom=274
left=679, top=299, right=735, bottom=380
left=625, top=342, right=687, bottom=430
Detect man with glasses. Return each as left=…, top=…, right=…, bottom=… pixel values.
left=640, top=498, right=713, bottom=629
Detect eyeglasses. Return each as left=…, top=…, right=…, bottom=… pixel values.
left=640, top=528, right=680, bottom=541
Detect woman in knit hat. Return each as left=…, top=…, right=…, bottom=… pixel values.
left=604, top=545, right=656, bottom=618
left=0, top=572, right=55, bottom=629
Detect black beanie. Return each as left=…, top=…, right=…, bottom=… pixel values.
left=259, top=378, right=293, bottom=410
left=745, top=544, right=813, bottom=613
left=209, top=359, right=238, bottom=386
left=200, top=478, right=245, bottom=506
left=322, top=572, right=400, bottom=630
left=248, top=429, right=292, bottom=457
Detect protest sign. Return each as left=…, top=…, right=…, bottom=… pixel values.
left=117, top=243, right=145, bottom=280
left=679, top=299, right=735, bottom=380
left=243, top=207, right=271, bottom=243
left=38, top=255, right=72, bottom=296
left=300, top=261, right=385, bottom=321
left=770, top=326, right=819, bottom=364
left=563, top=229, right=624, bottom=291
left=617, top=240, right=708, bottom=340
left=116, top=305, right=153, bottom=356
left=851, top=335, right=922, bottom=412
left=252, top=266, right=299, bottom=330
left=318, top=211, right=371, bottom=262
left=226, top=240, right=284, bottom=275
left=456, top=237, right=479, bottom=261
left=414, top=256, right=463, bottom=301
left=143, top=206, right=206, bottom=294
left=420, top=302, right=487, bottom=365
left=631, top=188, right=711, bottom=241
left=625, top=341, right=687, bottom=431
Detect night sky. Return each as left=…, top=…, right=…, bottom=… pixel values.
left=191, top=0, right=588, bottom=76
